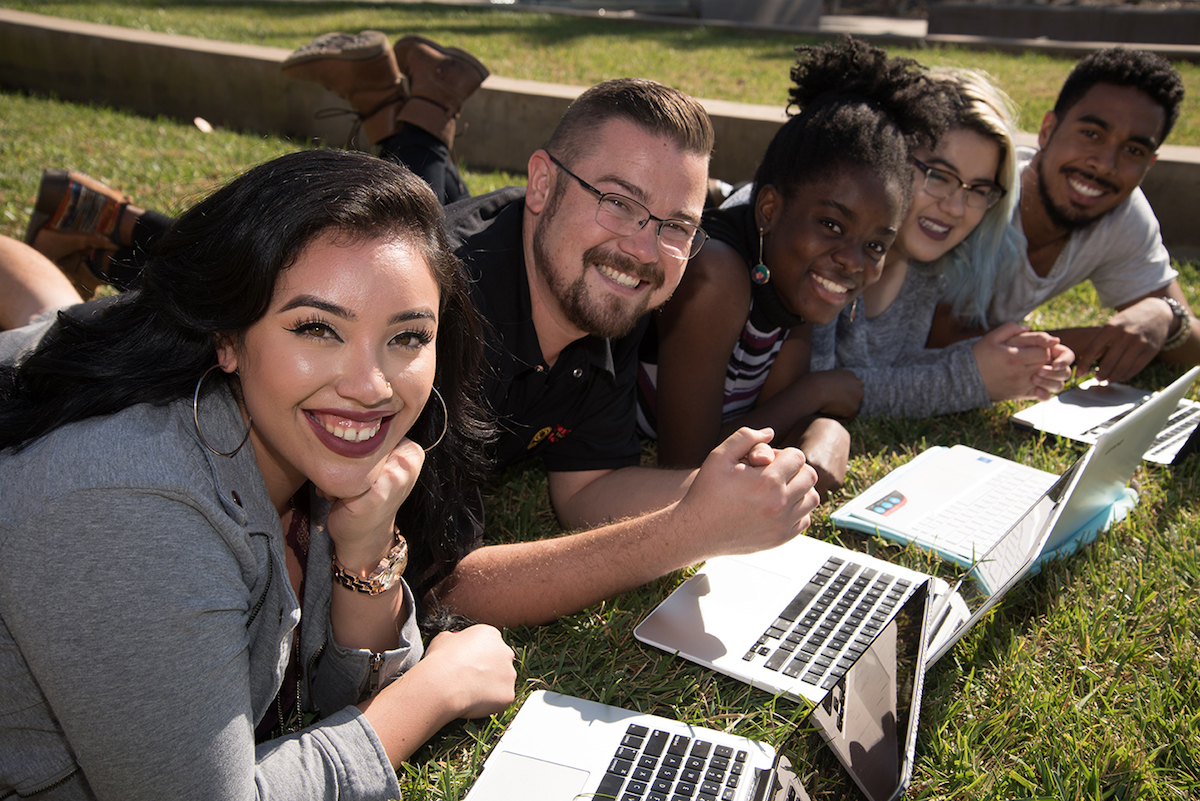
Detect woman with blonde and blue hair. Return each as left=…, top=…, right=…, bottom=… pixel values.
left=809, top=67, right=1075, bottom=418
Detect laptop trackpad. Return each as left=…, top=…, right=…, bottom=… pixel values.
left=636, top=558, right=793, bottom=661
left=467, top=751, right=590, bottom=800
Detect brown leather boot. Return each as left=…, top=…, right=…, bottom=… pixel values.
left=25, top=169, right=129, bottom=247
left=282, top=30, right=407, bottom=144
left=392, top=35, right=489, bottom=148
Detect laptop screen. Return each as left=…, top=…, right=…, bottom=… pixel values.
left=924, top=453, right=1086, bottom=667
left=807, top=580, right=930, bottom=801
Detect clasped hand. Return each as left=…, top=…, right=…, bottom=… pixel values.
left=975, top=322, right=1075, bottom=402
left=680, top=427, right=821, bottom=560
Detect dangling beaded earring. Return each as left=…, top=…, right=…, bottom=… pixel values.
left=850, top=295, right=862, bottom=322
left=750, top=227, right=770, bottom=285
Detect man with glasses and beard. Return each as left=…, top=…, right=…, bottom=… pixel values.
left=930, top=47, right=1196, bottom=382
left=434, top=78, right=820, bottom=627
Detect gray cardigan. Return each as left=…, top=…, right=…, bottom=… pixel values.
left=0, top=385, right=421, bottom=800
left=810, top=265, right=990, bottom=418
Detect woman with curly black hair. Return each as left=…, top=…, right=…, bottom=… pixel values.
left=637, top=37, right=951, bottom=496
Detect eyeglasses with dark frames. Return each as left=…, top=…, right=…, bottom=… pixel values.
left=547, top=153, right=708, bottom=260
left=912, top=158, right=1007, bottom=210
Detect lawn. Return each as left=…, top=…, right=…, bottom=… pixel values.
left=3, top=0, right=1200, bottom=144
left=2, top=6, right=1200, bottom=800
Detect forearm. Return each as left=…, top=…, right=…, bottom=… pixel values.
left=358, top=658, right=469, bottom=767
left=0, top=236, right=83, bottom=330
left=443, top=430, right=821, bottom=627
left=719, top=371, right=852, bottom=440
left=1154, top=317, right=1200, bottom=367
left=328, top=551, right=409, bottom=654
left=550, top=465, right=696, bottom=530
left=437, top=502, right=701, bottom=627
left=855, top=344, right=990, bottom=418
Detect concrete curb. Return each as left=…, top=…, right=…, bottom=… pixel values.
left=1, top=8, right=1196, bottom=258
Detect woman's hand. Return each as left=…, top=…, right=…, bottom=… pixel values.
left=422, top=625, right=518, bottom=719
left=324, top=437, right=425, bottom=571
left=975, top=322, right=1076, bottom=402
left=360, top=624, right=517, bottom=768
left=1031, top=341, right=1076, bottom=399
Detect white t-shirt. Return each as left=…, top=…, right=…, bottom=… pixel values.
left=988, top=147, right=1176, bottom=325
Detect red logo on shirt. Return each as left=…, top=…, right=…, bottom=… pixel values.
left=527, top=425, right=571, bottom=449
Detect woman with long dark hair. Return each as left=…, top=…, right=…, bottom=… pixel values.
left=0, top=149, right=515, bottom=800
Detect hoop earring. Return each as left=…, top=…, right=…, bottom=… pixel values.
left=193, top=364, right=253, bottom=457
left=751, top=227, right=770, bottom=285
left=423, top=386, right=449, bottom=452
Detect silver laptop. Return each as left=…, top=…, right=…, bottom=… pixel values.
left=830, top=365, right=1200, bottom=570
left=468, top=582, right=932, bottom=801
left=634, top=533, right=940, bottom=705
left=463, top=690, right=808, bottom=801
left=1011, top=369, right=1200, bottom=465
left=634, top=470, right=1072, bottom=693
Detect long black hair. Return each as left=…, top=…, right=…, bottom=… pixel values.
left=753, top=37, right=953, bottom=210
left=0, top=149, right=491, bottom=602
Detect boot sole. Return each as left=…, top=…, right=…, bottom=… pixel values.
left=25, top=169, right=126, bottom=247
left=393, top=34, right=490, bottom=82
left=282, top=30, right=390, bottom=70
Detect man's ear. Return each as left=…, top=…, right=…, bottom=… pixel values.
left=1037, top=110, right=1059, bottom=149
left=755, top=185, right=780, bottom=234
left=526, top=149, right=554, bottom=214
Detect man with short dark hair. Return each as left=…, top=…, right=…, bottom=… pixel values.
left=931, top=47, right=1197, bottom=381
left=435, top=77, right=819, bottom=626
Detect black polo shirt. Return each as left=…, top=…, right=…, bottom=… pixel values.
left=445, top=187, right=645, bottom=473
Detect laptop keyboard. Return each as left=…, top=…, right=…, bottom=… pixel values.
left=1145, top=404, right=1200, bottom=458
left=742, top=556, right=910, bottom=691
left=594, top=723, right=752, bottom=801
left=912, top=467, right=1053, bottom=554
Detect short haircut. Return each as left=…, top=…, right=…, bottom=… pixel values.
left=546, top=77, right=715, bottom=165
left=1054, top=47, right=1185, bottom=145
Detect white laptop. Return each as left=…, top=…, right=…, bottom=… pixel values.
left=469, top=582, right=932, bottom=801
left=830, top=365, right=1200, bottom=572
left=1011, top=370, right=1200, bottom=465
left=922, top=457, right=1083, bottom=666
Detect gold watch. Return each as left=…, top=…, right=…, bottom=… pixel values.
left=331, top=530, right=408, bottom=595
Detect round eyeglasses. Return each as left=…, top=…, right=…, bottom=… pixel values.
left=912, top=158, right=1007, bottom=210
left=548, top=154, right=708, bottom=260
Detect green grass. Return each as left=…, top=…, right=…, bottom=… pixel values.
left=4, top=10, right=1200, bottom=799
left=4, top=0, right=1200, bottom=144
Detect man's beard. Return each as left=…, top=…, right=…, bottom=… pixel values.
left=531, top=196, right=667, bottom=340
left=1035, top=158, right=1113, bottom=233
